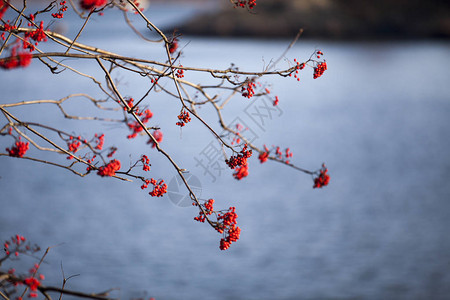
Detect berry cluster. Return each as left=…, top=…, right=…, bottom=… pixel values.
left=193, top=198, right=215, bottom=223
left=192, top=201, right=241, bottom=250
left=225, top=144, right=252, bottom=169
left=67, top=136, right=82, bottom=159
left=6, top=138, right=29, bottom=158
left=175, top=64, right=184, bottom=78
left=0, top=1, right=8, bottom=19
left=313, top=61, right=327, bottom=79
left=25, top=21, right=47, bottom=44
left=313, top=164, right=330, bottom=188
left=79, top=0, right=107, bottom=10
left=51, top=1, right=68, bottom=19
left=226, top=144, right=252, bottom=180
left=275, top=146, right=293, bottom=163
left=123, top=97, right=135, bottom=111
left=3, top=235, right=26, bottom=257
left=273, top=95, right=279, bottom=106
left=66, top=133, right=105, bottom=159
left=233, top=163, right=248, bottom=180
left=147, top=130, right=163, bottom=148
left=24, top=277, right=41, bottom=297
left=143, top=178, right=167, bottom=197
left=258, top=145, right=269, bottom=163
left=86, top=155, right=96, bottom=171
left=1, top=22, right=17, bottom=41
left=97, top=159, right=121, bottom=177
left=168, top=38, right=178, bottom=54
left=232, top=0, right=256, bottom=9
left=106, top=146, right=117, bottom=158
left=0, top=49, right=32, bottom=69
left=94, top=133, right=104, bottom=150
left=127, top=107, right=153, bottom=139
left=241, top=80, right=256, bottom=98
left=230, top=123, right=245, bottom=145
left=2, top=236, right=46, bottom=298
left=176, top=110, right=191, bottom=127
left=141, top=154, right=151, bottom=171
left=291, top=58, right=305, bottom=82
left=217, top=207, right=241, bottom=250
left=131, top=0, right=144, bottom=14
left=141, top=109, right=153, bottom=122
left=258, top=145, right=293, bottom=164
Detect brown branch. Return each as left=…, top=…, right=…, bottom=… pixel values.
left=96, top=57, right=217, bottom=228
left=40, top=286, right=117, bottom=300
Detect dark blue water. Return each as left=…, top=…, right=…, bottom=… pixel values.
left=1, top=5, right=450, bottom=300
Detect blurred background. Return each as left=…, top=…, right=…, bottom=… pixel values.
left=1, top=0, right=450, bottom=299
left=170, top=0, right=450, bottom=39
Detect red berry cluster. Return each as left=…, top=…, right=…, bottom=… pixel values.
left=107, top=146, right=117, bottom=158
left=241, top=80, right=256, bottom=98
left=6, top=138, right=29, bottom=158
left=0, top=49, right=32, bottom=69
left=127, top=107, right=154, bottom=139
left=2, top=22, right=17, bottom=32
left=176, top=109, right=191, bottom=127
left=147, top=130, right=163, bottom=148
left=258, top=145, right=270, bottom=163
left=140, top=108, right=153, bottom=121
left=273, top=95, right=279, bottom=106
left=193, top=198, right=215, bottom=222
left=313, top=61, right=327, bottom=79
left=217, top=207, right=241, bottom=250
left=97, top=159, right=121, bottom=177
left=0, top=11, right=48, bottom=71
left=141, top=154, right=151, bottom=171
left=1, top=22, right=17, bottom=41
left=79, top=0, right=107, bottom=10
left=123, top=97, right=135, bottom=111
left=233, top=163, right=248, bottom=180
left=233, top=0, right=256, bottom=9
left=290, top=58, right=305, bottom=82
left=2, top=236, right=46, bottom=298
left=131, top=0, right=144, bottom=14
left=28, top=13, right=35, bottom=23
left=258, top=145, right=293, bottom=164
left=285, top=148, right=293, bottom=162
left=0, top=1, right=8, bottom=19
left=123, top=97, right=155, bottom=140
left=192, top=201, right=241, bottom=250
left=51, top=1, right=68, bottom=19
left=168, top=38, right=178, bottom=54
left=86, top=155, right=96, bottom=171
left=67, top=136, right=82, bottom=159
left=94, top=133, right=104, bottom=150
left=275, top=146, right=293, bottom=163
left=144, top=178, right=167, bottom=197
left=175, top=64, right=184, bottom=78
left=25, top=21, right=47, bottom=44
left=24, top=277, right=40, bottom=297
left=313, top=164, right=330, bottom=188
left=225, top=144, right=252, bottom=169
left=231, top=123, right=245, bottom=145
left=3, top=235, right=26, bottom=256
left=127, top=122, right=141, bottom=139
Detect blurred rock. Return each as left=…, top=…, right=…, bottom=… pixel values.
left=167, top=0, right=450, bottom=39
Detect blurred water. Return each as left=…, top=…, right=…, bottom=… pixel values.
left=1, top=6, right=450, bottom=300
